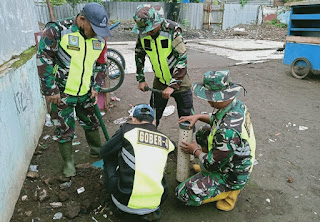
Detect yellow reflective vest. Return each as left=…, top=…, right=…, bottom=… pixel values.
left=106, top=123, right=175, bottom=213
left=59, top=30, right=105, bottom=96
left=140, top=32, right=173, bottom=85
left=124, top=126, right=174, bottom=209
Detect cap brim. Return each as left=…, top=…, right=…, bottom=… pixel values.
left=132, top=24, right=140, bottom=34
left=91, top=23, right=111, bottom=38
left=132, top=19, right=163, bottom=35
left=192, top=83, right=242, bottom=102
left=142, top=20, right=162, bottom=34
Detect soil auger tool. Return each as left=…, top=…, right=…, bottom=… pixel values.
left=94, top=103, right=109, bottom=141
left=144, top=86, right=178, bottom=95
left=92, top=103, right=109, bottom=169
left=144, top=86, right=163, bottom=94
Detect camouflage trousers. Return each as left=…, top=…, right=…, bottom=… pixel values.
left=50, top=92, right=99, bottom=143
left=175, top=171, right=230, bottom=206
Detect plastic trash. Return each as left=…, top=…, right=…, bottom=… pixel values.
left=43, top=135, right=50, bottom=140
left=92, top=160, right=104, bottom=169
left=111, top=96, right=121, bottom=101
left=50, top=202, right=62, bottom=208
left=163, top=105, right=175, bottom=117
left=53, top=212, right=63, bottom=220
left=45, top=114, right=53, bottom=127
left=113, top=116, right=131, bottom=124
left=77, top=187, right=85, bottom=194
left=29, top=165, right=38, bottom=172
left=21, top=195, right=28, bottom=201
left=59, top=181, right=72, bottom=190
left=299, top=126, right=308, bottom=131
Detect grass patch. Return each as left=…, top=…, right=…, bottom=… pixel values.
left=266, top=19, right=287, bottom=28
left=11, top=46, right=37, bottom=70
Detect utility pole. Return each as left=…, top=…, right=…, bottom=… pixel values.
left=46, top=0, right=55, bottom=21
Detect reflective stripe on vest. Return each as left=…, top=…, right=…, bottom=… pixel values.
left=140, top=31, right=172, bottom=85
left=240, top=107, right=256, bottom=172
left=60, top=32, right=104, bottom=96
left=123, top=128, right=174, bottom=209
left=207, top=106, right=256, bottom=171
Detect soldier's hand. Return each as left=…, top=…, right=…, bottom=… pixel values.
left=46, top=94, right=61, bottom=105
left=162, top=87, right=174, bottom=99
left=180, top=141, right=199, bottom=155
left=91, top=88, right=99, bottom=105
left=178, top=115, right=198, bottom=129
left=138, top=82, right=148, bottom=92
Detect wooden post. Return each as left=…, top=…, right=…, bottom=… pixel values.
left=203, top=0, right=213, bottom=29
left=46, top=0, right=54, bottom=21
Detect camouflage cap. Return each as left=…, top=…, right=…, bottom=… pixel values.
left=193, top=70, right=242, bottom=102
left=153, top=5, right=164, bottom=18
left=132, top=5, right=163, bottom=34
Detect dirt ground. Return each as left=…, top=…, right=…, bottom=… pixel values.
left=10, top=24, right=320, bottom=222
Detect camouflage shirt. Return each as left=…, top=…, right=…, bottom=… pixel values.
left=135, top=19, right=189, bottom=90
left=199, top=99, right=255, bottom=189
left=37, top=17, right=107, bottom=96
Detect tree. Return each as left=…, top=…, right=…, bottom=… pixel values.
left=87, top=0, right=103, bottom=4
left=66, top=0, right=103, bottom=14
left=66, top=0, right=82, bottom=11
left=50, top=0, right=66, bottom=6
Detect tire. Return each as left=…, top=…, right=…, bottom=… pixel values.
left=100, top=55, right=125, bottom=93
left=291, top=57, right=311, bottom=79
left=107, top=48, right=126, bottom=70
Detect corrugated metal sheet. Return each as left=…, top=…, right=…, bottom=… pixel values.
left=222, top=4, right=261, bottom=30
left=177, top=3, right=203, bottom=29
left=34, top=3, right=49, bottom=24
left=34, top=1, right=282, bottom=30
left=35, top=2, right=203, bottom=29
left=53, top=3, right=86, bottom=20
left=223, top=0, right=274, bottom=5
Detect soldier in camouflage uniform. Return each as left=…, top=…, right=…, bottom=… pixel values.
left=175, top=70, right=256, bottom=211
left=133, top=5, right=194, bottom=127
left=37, top=3, right=110, bottom=177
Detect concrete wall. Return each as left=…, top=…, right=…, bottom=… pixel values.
left=0, top=0, right=46, bottom=221
left=0, top=57, right=46, bottom=222
left=0, top=0, right=39, bottom=65
left=262, top=6, right=290, bottom=24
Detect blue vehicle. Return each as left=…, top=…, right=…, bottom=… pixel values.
left=283, top=1, right=320, bottom=79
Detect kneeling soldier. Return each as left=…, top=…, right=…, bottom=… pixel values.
left=101, top=104, right=175, bottom=221
left=176, top=70, right=256, bottom=211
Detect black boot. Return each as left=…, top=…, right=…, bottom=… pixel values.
left=85, top=129, right=102, bottom=157
left=58, top=142, right=76, bottom=177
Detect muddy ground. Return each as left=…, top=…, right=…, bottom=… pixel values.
left=10, top=23, right=320, bottom=222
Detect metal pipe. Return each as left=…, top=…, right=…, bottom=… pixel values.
left=176, top=121, right=192, bottom=182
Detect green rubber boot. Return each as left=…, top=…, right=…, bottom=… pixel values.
left=85, top=129, right=102, bottom=158
left=58, top=142, right=76, bottom=177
